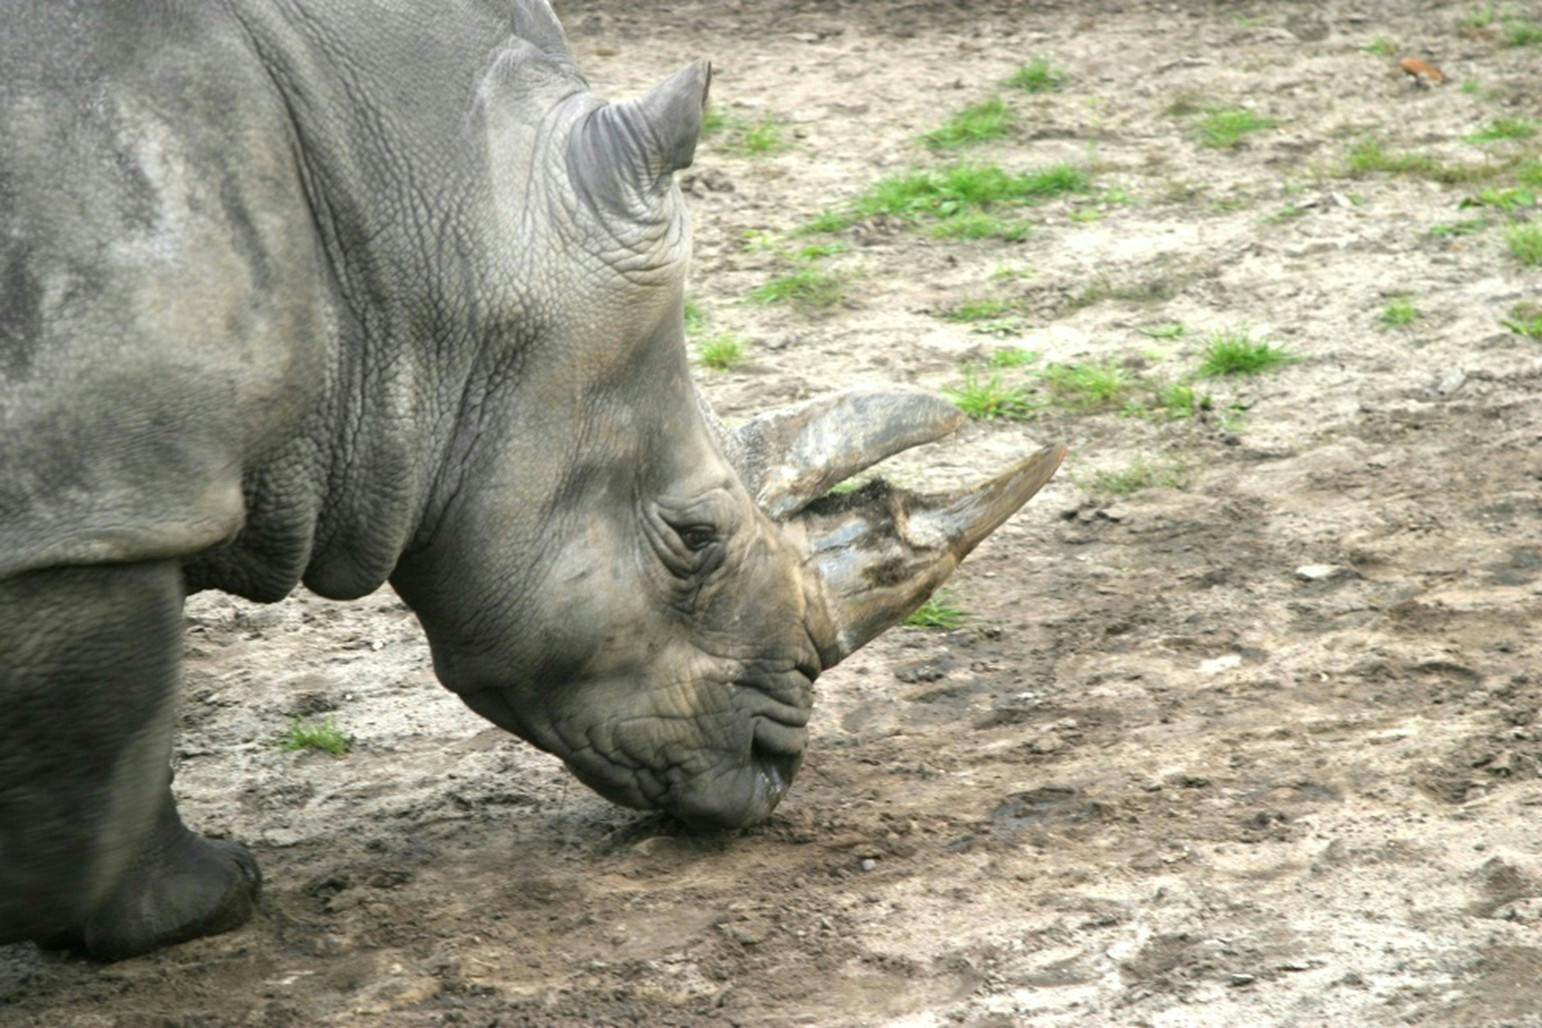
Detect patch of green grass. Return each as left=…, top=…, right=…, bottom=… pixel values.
left=283, top=718, right=350, bottom=756
left=1263, top=204, right=1310, bottom=224
left=701, top=108, right=731, bottom=137
left=801, top=163, right=1090, bottom=240
left=794, top=242, right=849, bottom=261
left=1460, top=3, right=1496, bottom=30
left=1090, top=457, right=1187, bottom=496
left=1195, top=108, right=1277, bottom=149
left=1148, top=381, right=1211, bottom=420
left=1380, top=298, right=1420, bottom=329
left=749, top=267, right=846, bottom=308
left=1462, top=187, right=1537, bottom=212
left=1502, top=302, right=1542, bottom=338
left=945, top=368, right=1035, bottom=420
left=856, top=163, right=1091, bottom=219
left=698, top=333, right=748, bottom=371
left=733, top=119, right=790, bottom=156
left=1518, top=160, right=1542, bottom=188
left=903, top=594, right=968, bottom=629
left=929, top=211, right=1032, bottom=241
left=924, top=97, right=1015, bottom=150
left=1346, top=138, right=1442, bottom=177
left=1361, top=37, right=1398, bottom=56
left=1197, top=328, right=1297, bottom=377
left=970, top=316, right=1030, bottom=338
left=1040, top=361, right=1129, bottom=411
left=1504, top=19, right=1542, bottom=46
left=992, top=264, right=1034, bottom=281
left=987, top=346, right=1039, bottom=367
left=940, top=297, right=1016, bottom=321
left=1429, top=218, right=1489, bottom=237
left=1461, top=79, right=1482, bottom=95
left=1466, top=118, right=1536, bottom=145
left=1505, top=222, right=1542, bottom=266
left=1009, top=57, right=1066, bottom=93
left=1138, top=322, right=1186, bottom=340
left=797, top=209, right=858, bottom=235
left=1345, top=139, right=1514, bottom=186
left=683, top=298, right=707, bottom=336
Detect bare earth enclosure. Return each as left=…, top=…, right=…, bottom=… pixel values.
left=5, top=1, right=1542, bottom=1024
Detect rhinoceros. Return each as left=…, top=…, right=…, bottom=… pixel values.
left=0, top=0, right=1063, bottom=960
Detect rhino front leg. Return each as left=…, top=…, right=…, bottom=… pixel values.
left=0, top=561, right=260, bottom=960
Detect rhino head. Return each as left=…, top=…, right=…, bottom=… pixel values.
left=390, top=1, right=1063, bottom=829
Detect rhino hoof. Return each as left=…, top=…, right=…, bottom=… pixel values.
left=47, top=832, right=261, bottom=962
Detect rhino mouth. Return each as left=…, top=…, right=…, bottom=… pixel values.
left=458, top=663, right=816, bottom=830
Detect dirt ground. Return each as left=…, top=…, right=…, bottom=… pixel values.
left=5, top=1, right=1542, bottom=1024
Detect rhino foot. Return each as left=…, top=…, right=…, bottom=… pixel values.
left=43, top=793, right=261, bottom=962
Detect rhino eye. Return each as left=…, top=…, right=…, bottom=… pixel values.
left=675, top=524, right=718, bottom=552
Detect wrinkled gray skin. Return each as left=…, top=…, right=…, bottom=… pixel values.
left=0, top=0, right=1063, bottom=960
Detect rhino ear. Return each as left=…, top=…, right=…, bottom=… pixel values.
left=629, top=60, right=712, bottom=178
left=511, top=0, right=576, bottom=66
left=569, top=60, right=711, bottom=211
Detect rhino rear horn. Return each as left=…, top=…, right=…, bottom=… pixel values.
left=725, top=387, right=966, bottom=520
left=569, top=61, right=711, bottom=211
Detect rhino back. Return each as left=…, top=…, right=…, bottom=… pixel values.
left=0, top=1, right=335, bottom=580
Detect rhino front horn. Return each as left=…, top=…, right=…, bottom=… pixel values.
left=794, top=444, right=1067, bottom=665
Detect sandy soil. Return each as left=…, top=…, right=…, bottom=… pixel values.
left=5, top=1, right=1542, bottom=1024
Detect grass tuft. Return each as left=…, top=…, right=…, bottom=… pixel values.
left=939, top=297, right=1016, bottom=322
left=1361, top=37, right=1397, bottom=56
left=1196, top=108, right=1277, bottom=149
left=1505, top=222, right=1542, bottom=266
left=1380, top=298, right=1420, bottom=329
left=1504, top=19, right=1542, bottom=46
left=283, top=718, right=350, bottom=756
left=798, top=209, right=858, bottom=235
left=1197, top=328, right=1297, bottom=377
left=945, top=368, right=1035, bottom=420
left=1347, top=138, right=1441, bottom=177
left=736, top=119, right=790, bottom=155
left=750, top=267, right=846, bottom=308
left=683, top=298, right=707, bottom=336
left=1466, top=118, right=1536, bottom=145
left=924, top=97, right=1015, bottom=150
left=1091, top=457, right=1187, bottom=496
left=698, top=333, right=748, bottom=371
left=1502, top=302, right=1542, bottom=338
left=988, top=346, right=1039, bottom=367
left=929, top=211, right=1032, bottom=241
left=799, top=162, right=1090, bottom=239
left=903, top=594, right=968, bottom=629
left=1149, top=382, right=1212, bottom=420
left=1429, top=218, right=1489, bottom=237
left=1009, top=57, right=1066, bottom=93
left=1040, top=362, right=1129, bottom=411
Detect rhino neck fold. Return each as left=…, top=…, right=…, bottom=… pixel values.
left=211, top=1, right=527, bottom=601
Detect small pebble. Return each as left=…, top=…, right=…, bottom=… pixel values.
left=1295, top=564, right=1350, bottom=581
left=1228, top=973, right=1256, bottom=987
left=860, top=858, right=878, bottom=872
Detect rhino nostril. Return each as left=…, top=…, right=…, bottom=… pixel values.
left=750, top=715, right=806, bottom=757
